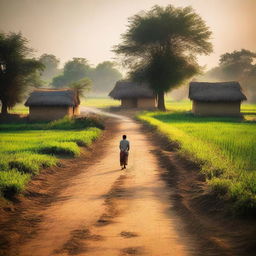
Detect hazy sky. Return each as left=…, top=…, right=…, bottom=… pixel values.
left=0, top=0, right=255, bottom=71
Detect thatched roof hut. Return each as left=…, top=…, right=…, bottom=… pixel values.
left=189, top=81, right=247, bottom=116
left=25, top=89, right=80, bottom=121
left=109, top=81, right=156, bottom=108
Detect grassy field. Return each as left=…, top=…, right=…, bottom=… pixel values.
left=138, top=110, right=256, bottom=214
left=0, top=117, right=102, bottom=197
left=165, top=99, right=256, bottom=113
left=9, top=97, right=120, bottom=114
left=81, top=97, right=120, bottom=108
left=10, top=98, right=256, bottom=115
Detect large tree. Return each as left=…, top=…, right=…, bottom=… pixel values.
left=114, top=5, right=212, bottom=110
left=0, top=32, right=43, bottom=114
left=39, top=54, right=60, bottom=81
left=52, top=58, right=91, bottom=88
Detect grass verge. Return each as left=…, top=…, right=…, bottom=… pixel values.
left=138, top=111, right=256, bottom=215
left=0, top=117, right=102, bottom=198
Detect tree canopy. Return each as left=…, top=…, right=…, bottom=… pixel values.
left=114, top=5, right=212, bottom=110
left=0, top=32, right=44, bottom=114
left=52, top=58, right=122, bottom=95
left=89, top=61, right=122, bottom=94
left=203, top=49, right=256, bottom=102
left=52, top=58, right=91, bottom=88
left=39, top=54, right=60, bottom=81
left=67, top=78, right=92, bottom=99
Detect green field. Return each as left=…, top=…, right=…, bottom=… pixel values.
left=10, top=97, right=120, bottom=114
left=81, top=97, right=120, bottom=108
left=138, top=110, right=256, bottom=213
left=0, top=117, right=102, bottom=197
left=10, top=98, right=256, bottom=116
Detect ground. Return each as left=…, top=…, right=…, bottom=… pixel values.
left=0, top=108, right=255, bottom=256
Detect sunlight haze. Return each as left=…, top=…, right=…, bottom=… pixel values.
left=0, top=0, right=255, bottom=70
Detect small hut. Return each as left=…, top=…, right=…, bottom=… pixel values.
left=25, top=89, right=80, bottom=121
left=109, top=81, right=156, bottom=108
left=189, top=81, right=247, bottom=116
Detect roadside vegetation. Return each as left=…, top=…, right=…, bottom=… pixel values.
left=0, top=117, right=103, bottom=198
left=138, top=105, right=256, bottom=214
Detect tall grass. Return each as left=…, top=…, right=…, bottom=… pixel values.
left=0, top=117, right=102, bottom=197
left=138, top=111, right=256, bottom=213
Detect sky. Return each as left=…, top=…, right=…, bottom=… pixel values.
left=0, top=0, right=255, bottom=71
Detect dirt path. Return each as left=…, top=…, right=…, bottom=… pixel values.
left=1, top=109, right=255, bottom=256
left=10, top=112, right=192, bottom=256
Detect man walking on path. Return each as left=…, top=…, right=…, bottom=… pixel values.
left=119, top=135, right=130, bottom=170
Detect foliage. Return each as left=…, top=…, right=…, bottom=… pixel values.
left=67, top=78, right=92, bottom=98
left=114, top=5, right=212, bottom=110
left=52, top=58, right=91, bottom=88
left=0, top=32, right=44, bottom=114
left=51, top=58, right=122, bottom=95
left=39, top=54, right=61, bottom=81
left=138, top=111, right=256, bottom=213
left=89, top=61, right=122, bottom=93
left=0, top=117, right=102, bottom=197
left=203, top=49, right=256, bottom=102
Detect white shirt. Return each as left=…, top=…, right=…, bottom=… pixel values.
left=119, top=139, right=130, bottom=152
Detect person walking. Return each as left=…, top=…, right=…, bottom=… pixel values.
left=119, top=135, right=130, bottom=170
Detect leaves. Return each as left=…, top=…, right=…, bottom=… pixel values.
left=0, top=32, right=44, bottom=112
left=67, top=78, right=92, bottom=98
left=113, top=4, right=212, bottom=109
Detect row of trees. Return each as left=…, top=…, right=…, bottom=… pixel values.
left=50, top=57, right=122, bottom=94
left=0, top=33, right=122, bottom=114
left=1, top=5, right=254, bottom=114
left=38, top=53, right=122, bottom=94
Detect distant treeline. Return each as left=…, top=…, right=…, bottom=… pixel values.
left=171, top=49, right=256, bottom=102
left=39, top=54, right=122, bottom=95
left=201, top=49, right=256, bottom=102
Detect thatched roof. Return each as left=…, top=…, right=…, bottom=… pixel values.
left=189, top=82, right=247, bottom=102
left=109, top=81, right=155, bottom=99
left=25, top=89, right=80, bottom=107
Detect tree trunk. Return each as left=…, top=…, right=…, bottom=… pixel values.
left=157, top=91, right=166, bottom=111
left=1, top=101, right=8, bottom=115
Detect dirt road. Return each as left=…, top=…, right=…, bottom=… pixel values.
left=12, top=111, right=191, bottom=256
left=1, top=109, right=255, bottom=256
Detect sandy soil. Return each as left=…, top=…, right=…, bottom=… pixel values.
left=0, top=109, right=255, bottom=256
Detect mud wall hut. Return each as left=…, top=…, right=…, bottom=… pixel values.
left=189, top=82, right=247, bottom=116
left=109, top=81, right=156, bottom=109
left=25, top=89, right=80, bottom=121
